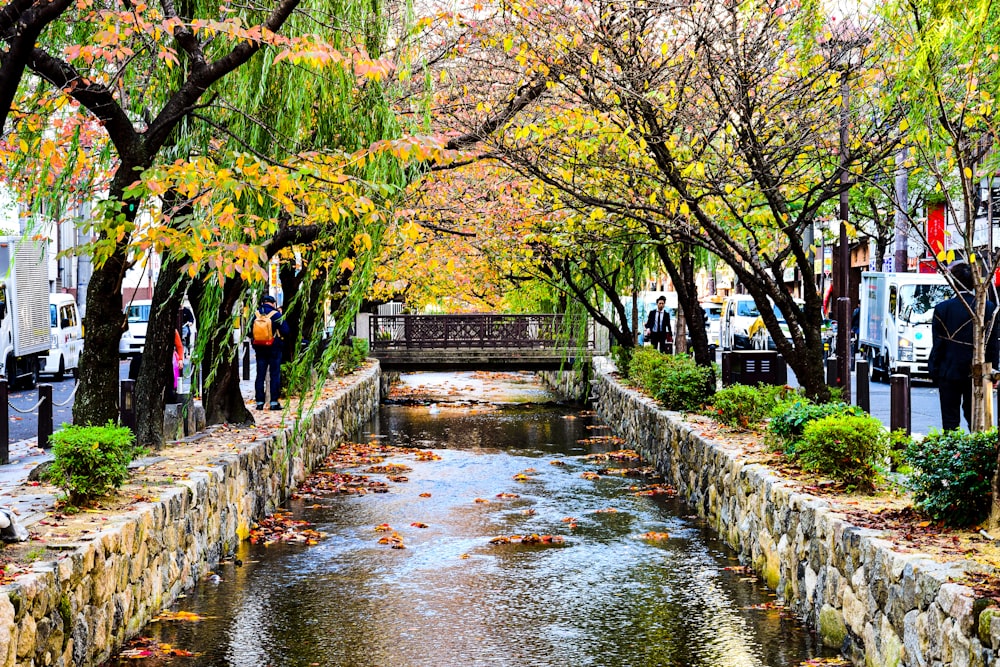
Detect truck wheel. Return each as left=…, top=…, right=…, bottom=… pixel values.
left=23, top=359, right=37, bottom=390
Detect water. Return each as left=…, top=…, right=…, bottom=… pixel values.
left=107, top=372, right=836, bottom=667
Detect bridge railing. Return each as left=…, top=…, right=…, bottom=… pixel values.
left=369, top=314, right=594, bottom=350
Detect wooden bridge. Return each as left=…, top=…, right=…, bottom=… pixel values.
left=368, top=314, right=595, bottom=371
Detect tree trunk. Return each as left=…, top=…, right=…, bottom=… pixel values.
left=133, top=255, right=187, bottom=447
left=193, top=277, right=252, bottom=426
left=654, top=242, right=713, bottom=367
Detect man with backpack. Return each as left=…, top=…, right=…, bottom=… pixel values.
left=251, top=295, right=290, bottom=410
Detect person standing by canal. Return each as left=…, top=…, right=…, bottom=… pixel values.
left=644, top=295, right=673, bottom=353
left=928, top=260, right=999, bottom=431
left=251, top=295, right=290, bottom=410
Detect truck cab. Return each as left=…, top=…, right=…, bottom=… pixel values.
left=858, top=272, right=952, bottom=381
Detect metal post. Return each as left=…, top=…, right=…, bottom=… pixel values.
left=837, top=67, right=853, bottom=405
left=856, top=358, right=870, bottom=413
left=0, top=380, right=8, bottom=464
left=826, top=355, right=839, bottom=386
left=242, top=341, right=251, bottom=381
left=890, top=373, right=911, bottom=435
left=37, top=384, right=52, bottom=448
left=119, top=379, right=136, bottom=432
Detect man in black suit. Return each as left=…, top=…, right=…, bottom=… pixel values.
left=928, top=261, right=999, bottom=430
left=644, top=295, right=673, bottom=353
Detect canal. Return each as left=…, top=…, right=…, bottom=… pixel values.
left=107, top=372, right=838, bottom=667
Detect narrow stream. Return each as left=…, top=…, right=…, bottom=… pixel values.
left=107, top=372, right=837, bottom=667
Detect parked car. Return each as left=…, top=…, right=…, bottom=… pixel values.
left=747, top=300, right=804, bottom=350
left=119, top=299, right=151, bottom=358
left=720, top=295, right=761, bottom=350
left=44, top=294, right=83, bottom=380
left=700, top=301, right=722, bottom=349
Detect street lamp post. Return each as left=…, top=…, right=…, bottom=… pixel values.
left=836, top=55, right=852, bottom=404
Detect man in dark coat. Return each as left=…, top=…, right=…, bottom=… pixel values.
left=928, top=261, right=999, bottom=430
left=644, top=295, right=673, bottom=353
left=252, top=295, right=291, bottom=410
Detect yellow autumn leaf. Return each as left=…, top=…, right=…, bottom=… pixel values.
left=590, top=48, right=600, bottom=65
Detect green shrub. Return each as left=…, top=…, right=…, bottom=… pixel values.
left=887, top=429, right=914, bottom=472
left=711, top=384, right=791, bottom=428
left=628, top=348, right=715, bottom=411
left=797, top=414, right=888, bottom=491
left=904, top=429, right=999, bottom=526
left=611, top=345, right=634, bottom=378
left=768, top=399, right=864, bottom=454
left=330, top=337, right=368, bottom=376
left=45, top=422, right=144, bottom=504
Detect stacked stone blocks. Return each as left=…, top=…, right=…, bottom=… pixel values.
left=0, top=364, right=379, bottom=666
left=592, top=361, right=999, bottom=667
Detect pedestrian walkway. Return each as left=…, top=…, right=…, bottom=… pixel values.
left=0, top=378, right=260, bottom=535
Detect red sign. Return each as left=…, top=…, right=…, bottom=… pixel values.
left=918, top=258, right=938, bottom=273
left=927, top=203, right=945, bottom=256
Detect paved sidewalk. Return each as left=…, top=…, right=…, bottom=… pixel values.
left=0, top=378, right=259, bottom=534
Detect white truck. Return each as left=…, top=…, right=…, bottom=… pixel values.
left=858, top=272, right=952, bottom=381
left=0, top=237, right=50, bottom=389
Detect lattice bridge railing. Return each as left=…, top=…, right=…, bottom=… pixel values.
left=369, top=314, right=592, bottom=351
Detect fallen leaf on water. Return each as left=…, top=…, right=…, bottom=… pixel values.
left=155, top=611, right=206, bottom=623
left=582, top=471, right=601, bottom=480
left=496, top=492, right=520, bottom=499
left=593, top=508, right=618, bottom=514
left=419, top=492, right=432, bottom=498
left=640, top=532, right=670, bottom=541
left=513, top=474, right=529, bottom=481
left=522, top=509, right=536, bottom=516
left=410, top=522, right=429, bottom=528
left=474, top=498, right=489, bottom=504
left=549, top=460, right=566, bottom=466
left=374, top=523, right=392, bottom=532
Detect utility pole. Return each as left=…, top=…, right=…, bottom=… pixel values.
left=837, top=67, right=852, bottom=404
left=894, top=148, right=909, bottom=272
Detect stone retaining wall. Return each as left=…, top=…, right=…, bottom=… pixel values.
left=0, top=363, right=380, bottom=667
left=537, top=367, right=590, bottom=402
left=592, top=358, right=1000, bottom=667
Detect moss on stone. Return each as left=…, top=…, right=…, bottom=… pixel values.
left=979, top=606, right=1000, bottom=645
left=819, top=605, right=847, bottom=648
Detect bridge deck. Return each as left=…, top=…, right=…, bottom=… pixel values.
left=369, top=314, right=594, bottom=371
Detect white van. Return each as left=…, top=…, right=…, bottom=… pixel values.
left=119, top=299, right=151, bottom=358
left=720, top=295, right=762, bottom=350
left=44, top=294, right=83, bottom=380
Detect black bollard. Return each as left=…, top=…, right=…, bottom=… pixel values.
left=0, top=379, right=8, bottom=464
left=243, top=342, right=251, bottom=381
left=37, top=384, right=52, bottom=448
left=826, top=355, right=839, bottom=386
left=890, top=373, right=911, bottom=435
left=856, top=358, right=870, bottom=413
left=119, top=379, right=136, bottom=432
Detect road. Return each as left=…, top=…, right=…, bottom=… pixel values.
left=3, top=360, right=133, bottom=446
left=0, top=357, right=959, bottom=448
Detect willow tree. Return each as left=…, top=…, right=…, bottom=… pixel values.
left=126, top=0, right=407, bottom=445
left=2, top=0, right=312, bottom=427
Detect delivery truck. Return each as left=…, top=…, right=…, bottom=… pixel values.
left=0, top=237, right=50, bottom=388
left=858, top=271, right=952, bottom=381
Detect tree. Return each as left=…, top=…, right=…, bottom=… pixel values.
left=440, top=0, right=901, bottom=399
left=880, top=0, right=1000, bottom=522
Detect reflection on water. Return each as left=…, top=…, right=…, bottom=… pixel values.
left=107, top=372, right=835, bottom=667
